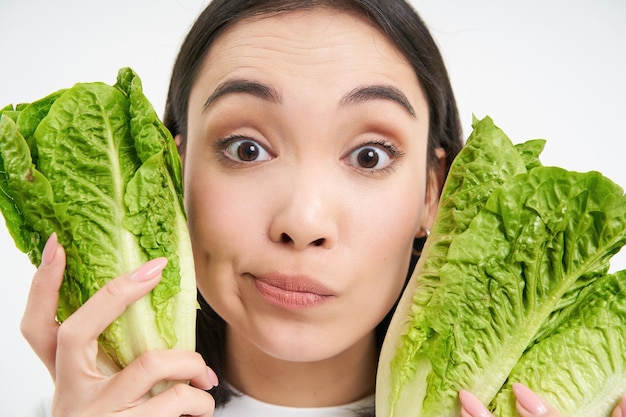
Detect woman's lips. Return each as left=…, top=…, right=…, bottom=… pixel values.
left=251, top=273, right=335, bottom=309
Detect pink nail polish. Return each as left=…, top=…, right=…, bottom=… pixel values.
left=459, top=390, right=492, bottom=417
left=621, top=393, right=626, bottom=417
left=208, top=367, right=219, bottom=387
left=130, top=258, right=168, bottom=282
left=513, top=383, right=548, bottom=416
left=41, top=233, right=58, bottom=266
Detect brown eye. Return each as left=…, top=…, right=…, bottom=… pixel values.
left=224, top=139, right=272, bottom=163
left=237, top=141, right=260, bottom=161
left=357, top=148, right=379, bottom=169
left=346, top=145, right=392, bottom=170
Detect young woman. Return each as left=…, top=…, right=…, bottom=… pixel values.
left=20, top=1, right=626, bottom=416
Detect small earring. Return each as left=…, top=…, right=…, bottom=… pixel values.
left=412, top=228, right=430, bottom=257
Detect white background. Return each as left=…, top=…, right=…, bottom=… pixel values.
left=1, top=1, right=625, bottom=414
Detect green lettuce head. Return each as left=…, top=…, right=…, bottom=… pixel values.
left=376, top=116, right=626, bottom=417
left=0, top=67, right=196, bottom=395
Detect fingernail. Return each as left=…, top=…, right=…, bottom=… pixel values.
left=459, top=390, right=492, bottom=417
left=130, top=258, right=168, bottom=282
left=621, top=393, right=626, bottom=417
left=208, top=366, right=219, bottom=387
left=41, top=233, right=58, bottom=266
left=513, top=383, right=548, bottom=416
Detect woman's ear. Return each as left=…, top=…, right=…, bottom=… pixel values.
left=174, top=134, right=186, bottom=163
left=416, top=147, right=447, bottom=239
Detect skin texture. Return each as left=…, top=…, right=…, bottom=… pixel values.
left=182, top=9, right=438, bottom=407
left=16, top=8, right=625, bottom=417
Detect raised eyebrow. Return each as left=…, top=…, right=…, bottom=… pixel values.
left=340, top=84, right=416, bottom=118
left=203, top=79, right=281, bottom=111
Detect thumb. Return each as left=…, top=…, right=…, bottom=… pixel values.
left=20, top=232, right=66, bottom=379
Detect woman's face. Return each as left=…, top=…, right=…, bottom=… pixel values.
left=184, top=9, right=438, bottom=363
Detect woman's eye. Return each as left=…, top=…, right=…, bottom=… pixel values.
left=345, top=144, right=394, bottom=170
left=223, top=138, right=272, bottom=163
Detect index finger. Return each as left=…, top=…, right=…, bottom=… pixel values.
left=612, top=394, right=626, bottom=417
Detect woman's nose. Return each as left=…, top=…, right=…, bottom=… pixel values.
left=268, top=175, right=338, bottom=251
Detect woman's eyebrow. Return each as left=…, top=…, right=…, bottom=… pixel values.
left=203, top=79, right=281, bottom=111
left=202, top=80, right=416, bottom=118
left=340, top=85, right=416, bottom=118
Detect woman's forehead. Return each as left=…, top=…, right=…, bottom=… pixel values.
left=194, top=9, right=423, bottom=105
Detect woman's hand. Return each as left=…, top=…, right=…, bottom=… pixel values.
left=459, top=384, right=626, bottom=417
left=20, top=233, right=217, bottom=417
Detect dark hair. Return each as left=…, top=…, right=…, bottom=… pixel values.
left=163, top=0, right=463, bottom=412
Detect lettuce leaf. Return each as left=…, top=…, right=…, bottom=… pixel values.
left=376, top=116, right=626, bottom=417
left=492, top=269, right=626, bottom=417
left=0, top=68, right=196, bottom=394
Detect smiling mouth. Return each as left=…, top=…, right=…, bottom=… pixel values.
left=251, top=274, right=335, bottom=309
